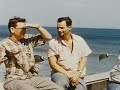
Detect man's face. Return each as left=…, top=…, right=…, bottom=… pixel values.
left=57, top=21, right=71, bottom=37
left=12, top=22, right=27, bottom=39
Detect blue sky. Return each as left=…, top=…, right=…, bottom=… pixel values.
left=1, top=0, right=120, bottom=28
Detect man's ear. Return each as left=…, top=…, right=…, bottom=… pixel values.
left=10, top=27, right=15, bottom=33
left=69, top=25, right=72, bottom=31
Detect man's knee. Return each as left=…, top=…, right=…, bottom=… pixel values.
left=51, top=73, right=70, bottom=89
left=75, top=79, right=87, bottom=90
left=4, top=80, right=37, bottom=90
left=107, top=81, right=120, bottom=90
left=53, top=79, right=69, bottom=89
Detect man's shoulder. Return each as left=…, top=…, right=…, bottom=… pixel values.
left=72, top=34, right=85, bottom=41
left=0, top=37, right=10, bottom=47
left=48, top=37, right=60, bottom=47
left=0, top=38, right=9, bottom=48
left=49, top=37, right=58, bottom=43
left=0, top=38, right=9, bottom=44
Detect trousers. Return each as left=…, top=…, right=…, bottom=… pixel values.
left=107, top=81, right=120, bottom=90
left=3, top=76, right=64, bottom=90
left=51, top=72, right=87, bottom=90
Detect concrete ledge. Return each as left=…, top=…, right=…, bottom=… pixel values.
left=85, top=71, right=110, bottom=85
left=85, top=71, right=110, bottom=90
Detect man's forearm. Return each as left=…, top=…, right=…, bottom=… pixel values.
left=36, top=26, right=52, bottom=40
left=50, top=64, right=72, bottom=78
left=25, top=23, right=52, bottom=40
left=77, top=57, right=87, bottom=74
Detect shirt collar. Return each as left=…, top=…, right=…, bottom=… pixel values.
left=56, top=34, right=77, bottom=45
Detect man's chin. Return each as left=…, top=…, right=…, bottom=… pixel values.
left=58, top=34, right=64, bottom=37
left=20, top=35, right=25, bottom=39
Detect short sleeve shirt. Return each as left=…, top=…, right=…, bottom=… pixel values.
left=0, top=34, right=45, bottom=80
left=48, top=34, right=92, bottom=76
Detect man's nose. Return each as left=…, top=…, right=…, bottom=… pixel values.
left=58, top=28, right=62, bottom=32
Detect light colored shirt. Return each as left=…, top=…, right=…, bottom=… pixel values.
left=48, top=34, right=92, bottom=76
left=0, top=34, right=45, bottom=80
left=110, top=55, right=120, bottom=82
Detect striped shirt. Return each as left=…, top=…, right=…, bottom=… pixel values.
left=0, top=34, right=45, bottom=80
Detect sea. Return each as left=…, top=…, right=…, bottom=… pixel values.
left=0, top=25, right=120, bottom=81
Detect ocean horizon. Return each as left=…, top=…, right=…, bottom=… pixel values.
left=0, top=25, right=120, bottom=81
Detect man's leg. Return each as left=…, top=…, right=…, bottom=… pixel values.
left=107, top=81, right=120, bottom=90
left=51, top=72, right=70, bottom=90
left=30, top=76, right=64, bottom=90
left=75, top=78, right=87, bottom=90
left=3, top=79, right=38, bottom=90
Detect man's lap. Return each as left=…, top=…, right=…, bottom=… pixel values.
left=3, top=76, right=64, bottom=90
left=107, top=81, right=120, bottom=90
left=51, top=72, right=87, bottom=90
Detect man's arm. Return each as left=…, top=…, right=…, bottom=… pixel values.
left=0, top=47, right=7, bottom=65
left=48, top=56, right=73, bottom=78
left=77, top=56, right=87, bottom=75
left=25, top=23, right=52, bottom=40
left=36, top=26, right=52, bottom=40
left=70, top=56, right=87, bottom=86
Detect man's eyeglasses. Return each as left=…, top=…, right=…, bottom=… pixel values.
left=15, top=27, right=27, bottom=30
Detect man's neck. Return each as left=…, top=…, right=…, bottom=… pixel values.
left=63, top=33, right=73, bottom=53
left=63, top=33, right=72, bottom=41
left=9, top=35, right=20, bottom=43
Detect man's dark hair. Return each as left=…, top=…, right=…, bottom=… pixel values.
left=57, top=17, right=72, bottom=26
left=8, top=16, right=26, bottom=32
